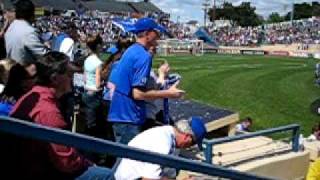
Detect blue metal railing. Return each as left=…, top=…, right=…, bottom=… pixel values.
left=0, top=116, right=275, bottom=180
left=203, top=124, right=300, bottom=164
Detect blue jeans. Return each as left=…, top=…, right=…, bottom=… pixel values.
left=112, top=123, right=141, bottom=144
left=76, top=166, right=114, bottom=180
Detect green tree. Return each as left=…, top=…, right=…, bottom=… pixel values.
left=285, top=2, right=318, bottom=20
left=208, top=2, right=263, bottom=27
left=312, top=2, right=320, bottom=16
left=295, top=2, right=313, bottom=19
left=268, top=12, right=284, bottom=23
left=209, top=2, right=237, bottom=25
left=236, top=2, right=262, bottom=26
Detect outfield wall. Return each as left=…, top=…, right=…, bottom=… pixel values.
left=158, top=43, right=320, bottom=59
left=203, top=46, right=319, bottom=59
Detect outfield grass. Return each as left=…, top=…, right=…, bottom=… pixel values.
left=154, top=54, right=320, bottom=135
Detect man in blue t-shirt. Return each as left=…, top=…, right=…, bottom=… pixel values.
left=108, top=18, right=185, bottom=144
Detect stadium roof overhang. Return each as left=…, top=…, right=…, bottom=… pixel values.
left=0, top=0, right=164, bottom=14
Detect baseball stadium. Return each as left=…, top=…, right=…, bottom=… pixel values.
left=0, top=0, right=319, bottom=179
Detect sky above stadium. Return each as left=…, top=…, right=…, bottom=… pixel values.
left=124, top=0, right=317, bottom=24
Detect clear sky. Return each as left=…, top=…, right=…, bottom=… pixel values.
left=122, top=0, right=317, bottom=24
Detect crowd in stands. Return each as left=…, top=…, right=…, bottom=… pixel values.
left=3, top=4, right=318, bottom=48
left=0, top=9, right=188, bottom=47
left=35, top=12, right=124, bottom=44
left=209, top=17, right=320, bottom=46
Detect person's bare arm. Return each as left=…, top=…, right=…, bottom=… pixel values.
left=95, top=66, right=102, bottom=89
left=157, top=62, right=170, bottom=85
left=132, top=81, right=185, bottom=101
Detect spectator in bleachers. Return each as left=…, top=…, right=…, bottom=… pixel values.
left=5, top=0, right=47, bottom=66
left=82, top=34, right=104, bottom=137
left=3, top=51, right=112, bottom=179
left=115, top=117, right=207, bottom=180
left=107, top=18, right=185, bottom=144
left=0, top=63, right=33, bottom=116
left=0, top=8, right=15, bottom=38
left=101, top=37, right=134, bottom=91
left=101, top=47, right=119, bottom=112
left=52, top=23, right=78, bottom=62
left=236, top=117, right=253, bottom=133
left=101, top=44, right=127, bottom=116
left=306, top=124, right=320, bottom=141
left=0, top=8, right=15, bottom=59
left=99, top=39, right=134, bottom=143
left=143, top=58, right=171, bottom=130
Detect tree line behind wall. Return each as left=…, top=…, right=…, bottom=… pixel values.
left=208, top=1, right=320, bottom=26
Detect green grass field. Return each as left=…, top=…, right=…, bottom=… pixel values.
left=154, top=54, right=320, bottom=135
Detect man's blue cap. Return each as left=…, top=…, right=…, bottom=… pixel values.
left=106, top=46, right=119, bottom=55
left=130, top=17, right=167, bottom=34
left=190, top=116, right=207, bottom=150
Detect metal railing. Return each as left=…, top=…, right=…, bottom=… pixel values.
left=0, top=116, right=275, bottom=180
left=203, top=124, right=300, bottom=164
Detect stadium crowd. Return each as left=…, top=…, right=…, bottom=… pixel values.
left=37, top=14, right=320, bottom=47
left=0, top=0, right=206, bottom=179
left=209, top=17, right=320, bottom=46
left=35, top=13, right=121, bottom=44
left=0, top=8, right=190, bottom=47
left=3, top=3, right=318, bottom=48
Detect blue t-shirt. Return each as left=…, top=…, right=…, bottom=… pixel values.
left=108, top=43, right=152, bottom=125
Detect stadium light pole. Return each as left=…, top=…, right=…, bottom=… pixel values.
left=212, top=0, right=216, bottom=22
left=202, top=0, right=210, bottom=27
left=290, top=0, right=295, bottom=25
